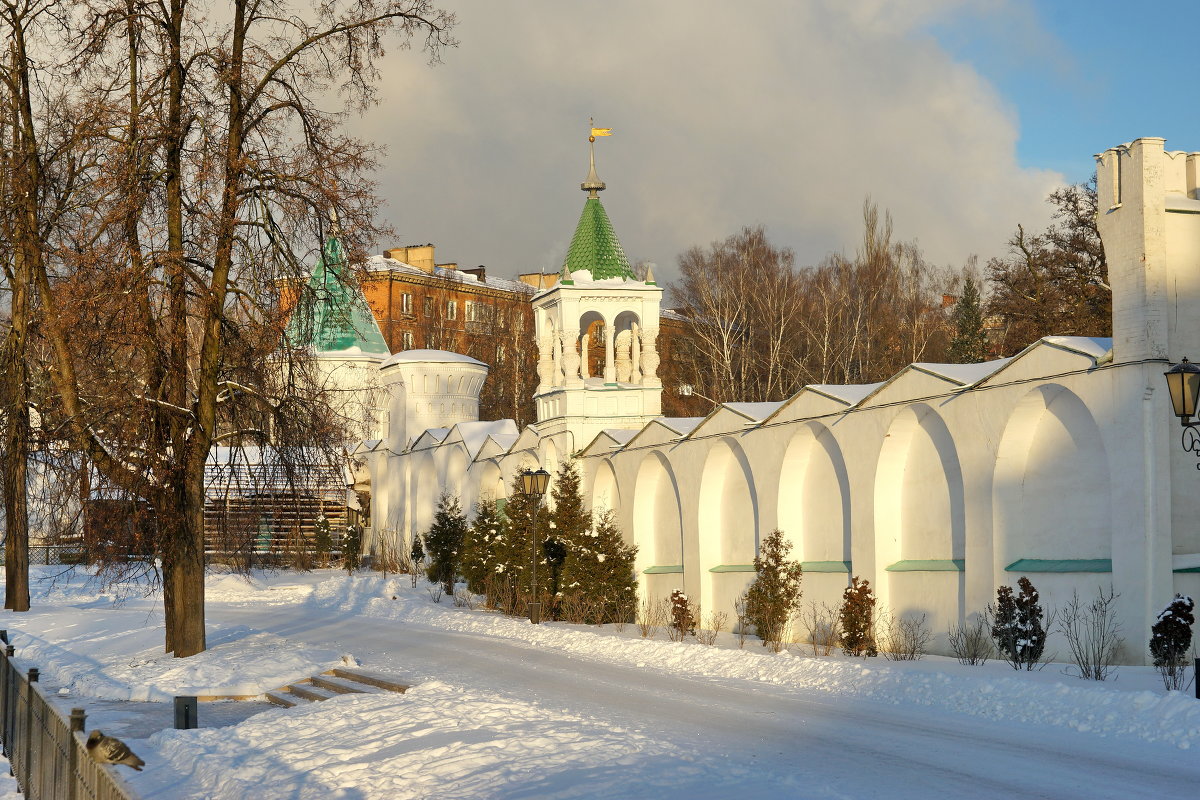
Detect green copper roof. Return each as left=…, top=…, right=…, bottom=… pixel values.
left=285, top=238, right=390, bottom=356
left=563, top=197, right=635, bottom=281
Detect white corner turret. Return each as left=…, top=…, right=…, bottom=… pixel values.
left=380, top=350, right=489, bottom=449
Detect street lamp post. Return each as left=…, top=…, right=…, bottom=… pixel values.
left=1164, top=358, right=1200, bottom=466
left=1162, top=359, right=1200, bottom=697
left=519, top=468, right=551, bottom=624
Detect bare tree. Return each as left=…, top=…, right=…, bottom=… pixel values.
left=19, top=0, right=455, bottom=657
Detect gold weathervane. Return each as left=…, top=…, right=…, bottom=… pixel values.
left=589, top=116, right=612, bottom=143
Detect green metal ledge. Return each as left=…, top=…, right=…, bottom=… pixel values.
left=801, top=561, right=852, bottom=573
left=886, top=559, right=965, bottom=572
left=1173, top=566, right=1200, bottom=573
left=643, top=565, right=684, bottom=575
left=708, top=564, right=755, bottom=573
left=1005, top=559, right=1111, bottom=573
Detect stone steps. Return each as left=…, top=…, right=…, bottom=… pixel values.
left=265, top=668, right=411, bottom=708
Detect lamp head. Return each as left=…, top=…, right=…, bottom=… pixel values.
left=1164, top=357, right=1200, bottom=423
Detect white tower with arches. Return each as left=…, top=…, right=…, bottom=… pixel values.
left=532, top=132, right=663, bottom=452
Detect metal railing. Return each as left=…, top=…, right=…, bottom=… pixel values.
left=0, top=546, right=88, bottom=567
left=0, top=642, right=137, bottom=800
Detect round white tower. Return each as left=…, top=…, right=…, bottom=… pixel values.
left=380, top=349, right=489, bottom=450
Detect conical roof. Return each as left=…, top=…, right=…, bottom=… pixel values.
left=285, top=238, right=390, bottom=356
left=563, top=197, right=634, bottom=280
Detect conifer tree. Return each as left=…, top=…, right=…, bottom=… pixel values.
left=341, top=526, right=361, bottom=575
left=947, top=275, right=989, bottom=363
left=745, top=529, right=803, bottom=648
left=425, top=494, right=468, bottom=595
left=990, top=576, right=1047, bottom=670
left=461, top=497, right=506, bottom=596
left=498, top=473, right=550, bottom=606
left=313, top=515, right=333, bottom=568
left=1150, top=593, right=1195, bottom=690
left=840, top=577, right=877, bottom=657
left=559, top=510, right=638, bottom=624
left=548, top=460, right=590, bottom=609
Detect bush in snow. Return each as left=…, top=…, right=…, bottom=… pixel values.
left=636, top=594, right=668, bottom=638
left=878, top=609, right=932, bottom=661
left=1150, top=593, right=1195, bottom=691
left=559, top=509, right=638, bottom=625
left=667, top=589, right=696, bottom=641
left=460, top=497, right=505, bottom=597
left=745, top=529, right=803, bottom=652
left=801, top=600, right=842, bottom=657
left=341, top=526, right=361, bottom=575
left=989, top=577, right=1048, bottom=671
left=425, top=494, right=468, bottom=595
left=839, top=577, right=877, bottom=657
left=1056, top=586, right=1123, bottom=681
left=313, top=515, right=333, bottom=568
left=409, top=533, right=425, bottom=571
left=547, top=460, right=590, bottom=613
left=947, top=613, right=993, bottom=665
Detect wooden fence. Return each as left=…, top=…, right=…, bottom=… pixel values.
left=0, top=643, right=137, bottom=800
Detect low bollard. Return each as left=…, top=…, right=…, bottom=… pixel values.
left=174, top=696, right=198, bottom=730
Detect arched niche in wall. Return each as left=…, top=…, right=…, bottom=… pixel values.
left=577, top=310, right=606, bottom=380
left=697, top=438, right=758, bottom=619
left=632, top=452, right=684, bottom=600
left=591, top=459, right=621, bottom=514
left=993, top=385, right=1111, bottom=604
left=476, top=461, right=505, bottom=507
left=874, top=404, right=965, bottom=635
left=777, top=422, right=852, bottom=605
left=442, top=446, right=470, bottom=511
left=411, top=449, right=439, bottom=542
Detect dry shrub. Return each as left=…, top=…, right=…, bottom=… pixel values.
left=800, top=601, right=842, bottom=656
left=878, top=610, right=932, bottom=661
left=637, top=594, right=667, bottom=639
left=948, top=613, right=994, bottom=665
left=453, top=587, right=479, bottom=610
left=426, top=583, right=444, bottom=603
left=734, top=592, right=751, bottom=649
left=1057, top=587, right=1123, bottom=681
left=560, top=593, right=600, bottom=625
left=695, top=609, right=728, bottom=646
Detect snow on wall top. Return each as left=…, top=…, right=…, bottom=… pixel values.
left=380, top=349, right=486, bottom=368
left=912, top=358, right=1015, bottom=387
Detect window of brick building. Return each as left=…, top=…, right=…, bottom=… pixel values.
left=402, top=331, right=414, bottom=350
left=423, top=296, right=433, bottom=315
left=447, top=300, right=457, bottom=321
left=401, top=293, right=413, bottom=315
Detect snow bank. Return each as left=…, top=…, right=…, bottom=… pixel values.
left=132, top=681, right=715, bottom=800
left=12, top=625, right=344, bottom=700
left=312, top=575, right=1200, bottom=749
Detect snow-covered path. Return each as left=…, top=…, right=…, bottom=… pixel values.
left=218, top=599, right=1200, bottom=800
left=4, top=568, right=1200, bottom=799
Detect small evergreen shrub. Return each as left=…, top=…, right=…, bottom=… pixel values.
left=1150, top=593, right=1195, bottom=691
left=839, top=577, right=877, bottom=657
left=313, top=515, right=333, bottom=568
left=424, top=494, right=468, bottom=595
left=341, top=526, right=361, bottom=575
left=745, top=529, right=803, bottom=651
left=559, top=509, right=638, bottom=624
left=461, top=498, right=506, bottom=596
left=990, top=576, right=1048, bottom=670
left=668, top=589, right=695, bottom=641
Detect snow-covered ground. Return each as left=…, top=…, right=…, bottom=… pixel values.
left=2, top=565, right=1199, bottom=798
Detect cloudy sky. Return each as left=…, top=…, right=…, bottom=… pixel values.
left=349, top=0, right=1196, bottom=286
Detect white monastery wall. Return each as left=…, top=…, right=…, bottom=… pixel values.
left=346, top=138, right=1200, bottom=663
